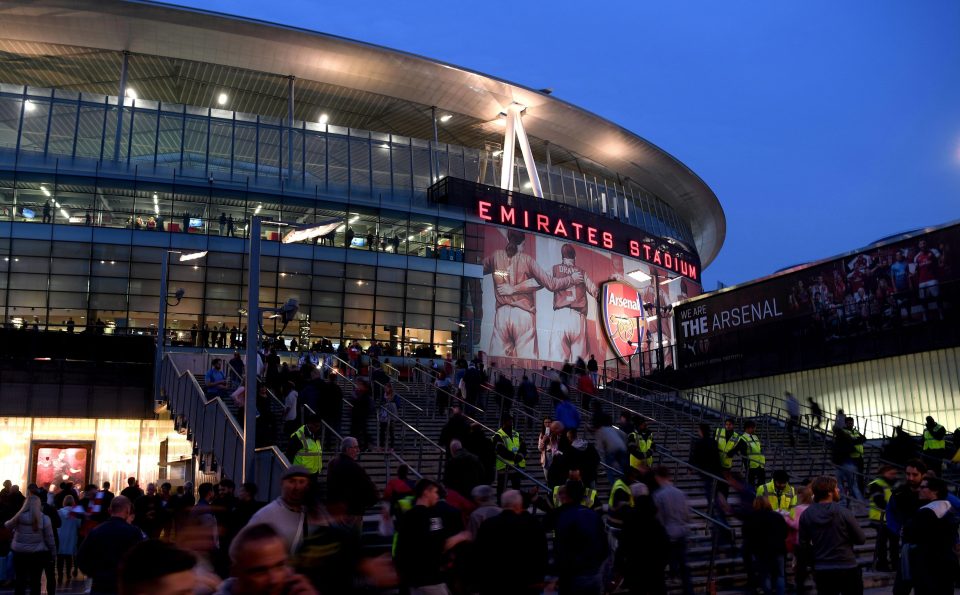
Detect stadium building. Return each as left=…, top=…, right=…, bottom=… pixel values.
left=0, top=0, right=724, bottom=486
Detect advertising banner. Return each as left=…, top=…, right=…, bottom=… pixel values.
left=674, top=223, right=958, bottom=371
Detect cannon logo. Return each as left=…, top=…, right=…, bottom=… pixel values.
left=600, top=281, right=644, bottom=362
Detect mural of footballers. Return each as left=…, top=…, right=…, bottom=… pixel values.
left=481, top=229, right=579, bottom=359
left=549, top=243, right=599, bottom=362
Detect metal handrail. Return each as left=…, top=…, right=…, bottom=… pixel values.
left=459, top=410, right=550, bottom=493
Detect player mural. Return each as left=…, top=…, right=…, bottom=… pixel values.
left=476, top=226, right=700, bottom=369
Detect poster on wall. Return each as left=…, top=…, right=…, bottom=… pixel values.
left=31, top=441, right=94, bottom=488
left=473, top=226, right=700, bottom=369
left=674, top=222, right=958, bottom=371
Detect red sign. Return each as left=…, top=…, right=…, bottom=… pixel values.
left=477, top=199, right=699, bottom=281
left=600, top=281, right=645, bottom=361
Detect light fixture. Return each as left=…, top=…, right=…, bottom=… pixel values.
left=193, top=265, right=199, bottom=270
left=439, top=114, right=452, bottom=123
left=280, top=218, right=341, bottom=244
left=523, top=182, right=532, bottom=189
left=41, top=186, right=51, bottom=197
left=178, top=251, right=207, bottom=262
left=628, top=270, right=652, bottom=283
left=659, top=276, right=681, bottom=286
left=125, top=88, right=137, bottom=100
left=407, top=235, right=415, bottom=241
left=23, top=100, right=35, bottom=112
left=318, top=113, right=329, bottom=126
left=348, top=215, right=359, bottom=224
left=280, top=272, right=286, bottom=277
left=254, top=204, right=262, bottom=215
left=110, top=260, right=116, bottom=265
left=217, top=92, right=228, bottom=105
left=59, top=208, right=70, bottom=219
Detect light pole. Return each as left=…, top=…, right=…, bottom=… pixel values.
left=154, top=249, right=205, bottom=402
left=243, top=215, right=262, bottom=483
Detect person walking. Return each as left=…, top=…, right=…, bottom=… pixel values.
left=808, top=398, right=823, bottom=431
left=5, top=495, right=56, bottom=595
left=798, top=476, right=866, bottom=595
left=76, top=496, right=145, bottom=594
left=901, top=476, right=959, bottom=595
left=326, top=437, right=379, bottom=531
left=785, top=391, right=801, bottom=445
left=56, top=495, right=80, bottom=586
left=653, top=466, right=693, bottom=595
left=554, top=480, right=609, bottom=594
left=474, top=489, right=547, bottom=595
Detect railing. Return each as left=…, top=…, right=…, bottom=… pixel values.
left=160, top=354, right=289, bottom=500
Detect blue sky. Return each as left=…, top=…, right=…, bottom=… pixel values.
left=178, top=0, right=960, bottom=290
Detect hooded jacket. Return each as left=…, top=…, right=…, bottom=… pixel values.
left=798, top=501, right=865, bottom=570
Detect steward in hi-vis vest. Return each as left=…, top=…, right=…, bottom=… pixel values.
left=715, top=419, right=740, bottom=470
left=923, top=415, right=948, bottom=460
left=628, top=419, right=654, bottom=470
left=493, top=415, right=526, bottom=496
left=868, top=465, right=898, bottom=572
left=739, top=420, right=765, bottom=488
left=285, top=415, right=324, bottom=475
left=757, top=470, right=796, bottom=516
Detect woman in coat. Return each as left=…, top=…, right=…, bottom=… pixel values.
left=5, top=495, right=56, bottom=595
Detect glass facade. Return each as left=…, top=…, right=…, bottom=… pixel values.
left=0, top=83, right=697, bottom=248
left=0, top=79, right=703, bottom=359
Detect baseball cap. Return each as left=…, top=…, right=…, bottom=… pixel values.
left=282, top=465, right=312, bottom=480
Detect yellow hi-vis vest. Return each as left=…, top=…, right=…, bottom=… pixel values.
left=629, top=431, right=654, bottom=469
left=758, top=481, right=797, bottom=515
left=291, top=426, right=323, bottom=474
left=609, top=479, right=634, bottom=508
left=715, top=429, right=740, bottom=470
left=924, top=425, right=946, bottom=451
left=494, top=428, right=525, bottom=471
left=843, top=428, right=865, bottom=459
left=553, top=485, right=597, bottom=509
left=741, top=433, right=765, bottom=469
left=867, top=478, right=892, bottom=523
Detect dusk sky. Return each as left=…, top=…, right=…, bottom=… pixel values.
left=179, top=0, right=960, bottom=290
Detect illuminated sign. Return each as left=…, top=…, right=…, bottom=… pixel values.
left=600, top=281, right=645, bottom=361
left=427, top=177, right=700, bottom=282
left=477, top=199, right=698, bottom=281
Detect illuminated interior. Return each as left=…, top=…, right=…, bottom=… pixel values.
left=0, top=418, right=191, bottom=488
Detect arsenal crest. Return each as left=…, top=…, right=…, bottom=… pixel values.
left=600, top=281, right=644, bottom=362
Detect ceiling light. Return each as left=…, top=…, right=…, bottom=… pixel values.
left=318, top=113, right=329, bottom=126
left=281, top=219, right=341, bottom=244
left=523, top=182, right=532, bottom=189
left=193, top=265, right=199, bottom=270
left=254, top=204, right=262, bottom=215
left=659, top=276, right=681, bottom=286
left=348, top=215, right=359, bottom=224
left=125, top=88, right=137, bottom=100
left=407, top=235, right=415, bottom=241
left=41, top=186, right=51, bottom=197
left=178, top=251, right=207, bottom=262
left=628, top=270, right=652, bottom=283
left=59, top=209, right=69, bottom=219
left=24, top=100, right=35, bottom=113
left=217, top=92, right=228, bottom=105
left=439, top=114, right=452, bottom=123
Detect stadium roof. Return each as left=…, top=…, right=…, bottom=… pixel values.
left=0, top=0, right=725, bottom=266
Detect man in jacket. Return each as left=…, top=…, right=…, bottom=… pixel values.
left=690, top=423, right=723, bottom=502
left=887, top=459, right=926, bottom=595
left=554, top=480, right=608, bottom=594
left=901, top=476, right=959, bottom=595
left=798, top=475, right=866, bottom=595
left=326, top=437, right=379, bottom=528
left=76, top=496, right=144, bottom=594
left=474, top=490, right=547, bottom=595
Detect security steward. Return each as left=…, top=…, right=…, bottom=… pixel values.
left=757, top=470, right=797, bottom=517
left=608, top=467, right=637, bottom=510
left=493, top=415, right=527, bottom=496
left=285, top=413, right=324, bottom=481
left=923, top=415, right=948, bottom=464
left=841, top=416, right=867, bottom=488
left=627, top=418, right=655, bottom=470
left=738, top=420, right=765, bottom=488
left=552, top=468, right=598, bottom=510
left=715, top=418, right=741, bottom=473
left=868, top=465, right=897, bottom=571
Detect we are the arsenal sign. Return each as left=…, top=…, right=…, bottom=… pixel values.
left=600, top=281, right=645, bottom=362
